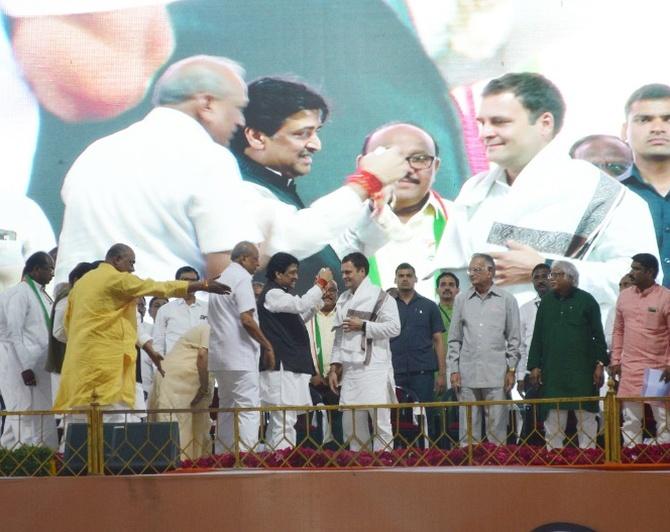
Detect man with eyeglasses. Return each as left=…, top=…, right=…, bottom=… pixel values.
left=569, top=134, right=633, bottom=177
left=231, top=78, right=406, bottom=294
left=436, top=73, right=658, bottom=320
left=335, top=122, right=451, bottom=298
left=447, top=253, right=520, bottom=446
left=621, top=84, right=670, bottom=288
left=528, top=261, right=608, bottom=450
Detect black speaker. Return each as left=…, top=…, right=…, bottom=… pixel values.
left=62, top=422, right=180, bottom=475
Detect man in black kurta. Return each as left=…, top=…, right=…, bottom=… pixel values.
left=527, top=261, right=608, bottom=450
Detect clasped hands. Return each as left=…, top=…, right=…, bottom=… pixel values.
left=490, top=240, right=543, bottom=286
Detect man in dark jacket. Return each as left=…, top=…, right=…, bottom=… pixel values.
left=257, top=252, right=332, bottom=450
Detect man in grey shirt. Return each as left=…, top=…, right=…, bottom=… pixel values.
left=447, top=253, right=521, bottom=445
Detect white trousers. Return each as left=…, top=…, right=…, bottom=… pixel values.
left=212, top=370, right=260, bottom=453
left=544, top=409, right=597, bottom=450
left=260, top=367, right=311, bottom=451
left=0, top=357, right=57, bottom=450
left=342, top=407, right=393, bottom=452
left=458, top=387, right=508, bottom=445
left=622, top=401, right=670, bottom=446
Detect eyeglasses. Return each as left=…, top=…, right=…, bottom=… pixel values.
left=549, top=271, right=566, bottom=278
left=406, top=154, right=436, bottom=171
left=467, top=267, right=489, bottom=275
left=592, top=162, right=630, bottom=176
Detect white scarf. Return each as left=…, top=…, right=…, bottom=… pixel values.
left=436, top=138, right=625, bottom=269
left=333, top=277, right=386, bottom=361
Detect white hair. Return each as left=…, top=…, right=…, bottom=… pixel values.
left=552, top=260, right=579, bottom=286
left=152, top=55, right=245, bottom=106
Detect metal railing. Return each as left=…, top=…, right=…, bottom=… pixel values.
left=1, top=385, right=669, bottom=475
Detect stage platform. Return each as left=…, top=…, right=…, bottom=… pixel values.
left=2, top=467, right=669, bottom=531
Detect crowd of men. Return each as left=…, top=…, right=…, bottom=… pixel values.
left=1, top=54, right=670, bottom=454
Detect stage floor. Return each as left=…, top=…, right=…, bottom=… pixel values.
left=2, top=467, right=669, bottom=531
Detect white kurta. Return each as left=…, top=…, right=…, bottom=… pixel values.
left=517, top=296, right=540, bottom=382
left=436, top=139, right=661, bottom=319
left=139, top=321, right=156, bottom=396
left=0, top=281, right=57, bottom=449
left=208, top=262, right=259, bottom=372
left=152, top=298, right=208, bottom=358
left=330, top=277, right=400, bottom=405
left=208, top=262, right=261, bottom=452
left=242, top=181, right=365, bottom=260
left=52, top=296, right=68, bottom=344
left=330, top=278, right=400, bottom=451
left=55, top=107, right=262, bottom=284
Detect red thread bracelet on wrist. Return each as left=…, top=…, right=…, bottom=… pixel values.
left=345, top=168, right=384, bottom=197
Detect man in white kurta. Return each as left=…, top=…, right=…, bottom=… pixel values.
left=152, top=267, right=208, bottom=358
left=208, top=242, right=274, bottom=453
left=436, top=73, right=660, bottom=320
left=0, top=252, right=57, bottom=450
left=306, top=281, right=339, bottom=380
left=306, top=281, right=340, bottom=443
left=257, top=254, right=329, bottom=450
left=516, top=264, right=551, bottom=394
left=513, top=263, right=550, bottom=440
left=55, top=55, right=262, bottom=285
left=138, top=311, right=156, bottom=398
left=328, top=253, right=401, bottom=452
left=141, top=297, right=168, bottom=395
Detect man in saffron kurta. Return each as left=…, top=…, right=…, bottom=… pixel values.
left=611, top=253, right=670, bottom=445
left=53, top=244, right=228, bottom=412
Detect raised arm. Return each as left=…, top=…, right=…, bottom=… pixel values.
left=252, top=148, right=407, bottom=258
left=264, top=285, right=324, bottom=321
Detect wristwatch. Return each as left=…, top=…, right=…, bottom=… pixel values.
left=361, top=321, right=367, bottom=333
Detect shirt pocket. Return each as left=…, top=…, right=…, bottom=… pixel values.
left=565, top=311, right=587, bottom=328
left=486, top=305, right=507, bottom=340
left=644, top=309, right=664, bottom=330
